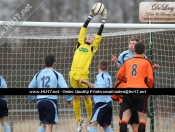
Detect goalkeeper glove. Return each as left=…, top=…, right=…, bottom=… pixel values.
left=88, top=9, right=96, bottom=20
left=101, top=8, right=107, bottom=24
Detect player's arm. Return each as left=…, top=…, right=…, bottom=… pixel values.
left=116, top=52, right=125, bottom=70
left=147, top=62, right=154, bottom=88
left=79, top=79, right=94, bottom=88
left=0, top=76, right=7, bottom=88
left=77, top=20, right=89, bottom=47
left=111, top=55, right=118, bottom=70
left=91, top=25, right=103, bottom=53
left=57, top=73, right=72, bottom=102
left=28, top=74, right=37, bottom=102
left=91, top=9, right=107, bottom=53
left=77, top=9, right=97, bottom=48
left=112, top=52, right=125, bottom=70
left=28, top=74, right=38, bottom=88
left=117, top=63, right=127, bottom=83
left=144, top=56, right=160, bottom=70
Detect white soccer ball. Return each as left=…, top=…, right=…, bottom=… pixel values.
left=92, top=3, right=105, bottom=15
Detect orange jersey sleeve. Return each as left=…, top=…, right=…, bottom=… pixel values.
left=147, top=59, right=154, bottom=88
left=117, top=56, right=154, bottom=88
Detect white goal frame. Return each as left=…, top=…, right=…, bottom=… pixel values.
left=0, top=21, right=175, bottom=28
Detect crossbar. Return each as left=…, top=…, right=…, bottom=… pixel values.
left=0, top=21, right=175, bottom=28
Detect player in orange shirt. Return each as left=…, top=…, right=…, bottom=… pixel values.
left=117, top=42, right=154, bottom=132
left=117, top=43, right=154, bottom=88
left=112, top=37, right=158, bottom=118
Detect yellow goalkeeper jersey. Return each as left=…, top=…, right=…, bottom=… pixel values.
left=71, top=27, right=102, bottom=71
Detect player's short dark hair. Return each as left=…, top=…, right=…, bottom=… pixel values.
left=99, top=59, right=108, bottom=71
left=44, top=54, right=55, bottom=67
left=135, top=42, right=145, bottom=54
left=129, top=37, right=139, bottom=42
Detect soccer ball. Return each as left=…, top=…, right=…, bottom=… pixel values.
left=92, top=3, right=105, bottom=15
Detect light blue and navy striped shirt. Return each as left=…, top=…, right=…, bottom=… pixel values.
left=28, top=68, right=72, bottom=102
left=117, top=49, right=147, bottom=68
left=93, top=72, right=112, bottom=104
left=0, top=75, right=7, bottom=99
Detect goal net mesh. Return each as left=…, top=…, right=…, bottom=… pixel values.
left=0, top=24, right=174, bottom=132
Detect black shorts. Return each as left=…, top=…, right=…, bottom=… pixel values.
left=0, top=99, right=8, bottom=118
left=122, top=95, right=148, bottom=113
left=91, top=102, right=112, bottom=126
left=37, top=99, right=58, bottom=124
left=119, top=104, right=139, bottom=125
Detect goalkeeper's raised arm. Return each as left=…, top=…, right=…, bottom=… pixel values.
left=91, top=8, right=107, bottom=53
left=78, top=8, right=107, bottom=48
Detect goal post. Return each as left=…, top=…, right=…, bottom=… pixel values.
left=0, top=22, right=175, bottom=132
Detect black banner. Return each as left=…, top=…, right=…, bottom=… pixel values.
left=0, top=88, right=174, bottom=95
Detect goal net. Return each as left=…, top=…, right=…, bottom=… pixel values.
left=0, top=22, right=175, bottom=132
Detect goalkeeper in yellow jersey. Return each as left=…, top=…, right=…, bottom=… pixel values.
left=69, top=8, right=107, bottom=132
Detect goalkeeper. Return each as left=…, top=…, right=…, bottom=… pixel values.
left=69, top=8, right=107, bottom=132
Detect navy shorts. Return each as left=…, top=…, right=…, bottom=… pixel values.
left=119, top=104, right=139, bottom=125
left=91, top=102, right=112, bottom=126
left=0, top=99, right=8, bottom=118
left=37, top=99, right=58, bottom=124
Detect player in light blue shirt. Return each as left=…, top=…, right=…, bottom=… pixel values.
left=80, top=59, right=113, bottom=132
left=28, top=54, right=72, bottom=132
left=112, top=37, right=159, bottom=70
left=93, top=72, right=112, bottom=104
left=0, top=76, right=11, bottom=132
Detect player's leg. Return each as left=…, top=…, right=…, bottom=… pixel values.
left=130, top=109, right=139, bottom=132
left=0, top=99, right=11, bottom=132
left=37, top=123, right=46, bottom=132
left=89, top=121, right=98, bottom=132
left=82, top=76, right=92, bottom=123
left=118, top=105, right=122, bottom=132
left=83, top=95, right=92, bottom=123
left=131, top=123, right=138, bottom=132
left=120, top=109, right=131, bottom=132
left=119, top=103, right=129, bottom=132
left=70, top=71, right=83, bottom=131
left=83, top=95, right=92, bottom=131
left=120, top=95, right=132, bottom=132
left=73, top=95, right=81, bottom=122
left=0, top=117, right=11, bottom=132
left=69, top=71, right=82, bottom=126
left=80, top=72, right=92, bottom=131
left=137, top=112, right=147, bottom=132
left=89, top=102, right=112, bottom=132
left=45, top=124, right=53, bottom=132
left=38, top=123, right=53, bottom=132
left=37, top=99, right=57, bottom=132
left=88, top=102, right=100, bottom=132
left=135, top=95, right=148, bottom=132
left=73, top=95, right=84, bottom=132
left=100, top=102, right=113, bottom=132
